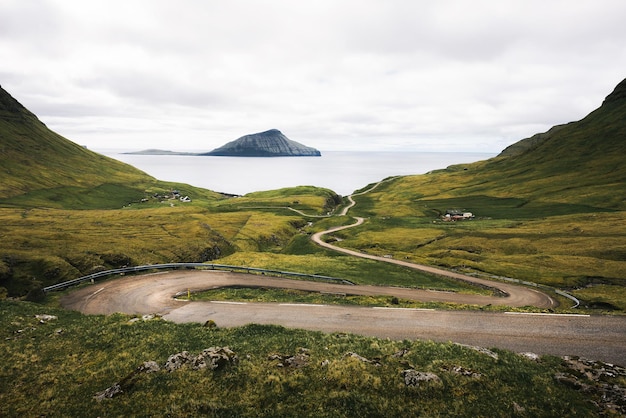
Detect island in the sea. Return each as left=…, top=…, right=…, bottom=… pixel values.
left=122, top=149, right=198, bottom=155
left=125, top=129, right=321, bottom=157
left=202, top=129, right=321, bottom=157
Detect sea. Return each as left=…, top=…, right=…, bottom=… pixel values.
left=99, top=150, right=497, bottom=196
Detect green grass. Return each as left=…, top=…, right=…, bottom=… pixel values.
left=218, top=252, right=491, bottom=294
left=0, top=299, right=604, bottom=417
left=183, top=286, right=575, bottom=313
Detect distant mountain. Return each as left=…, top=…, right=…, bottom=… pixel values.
left=400, top=78, right=626, bottom=211
left=123, top=149, right=197, bottom=155
left=203, top=129, right=321, bottom=157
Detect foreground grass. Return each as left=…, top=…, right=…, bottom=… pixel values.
left=0, top=299, right=603, bottom=417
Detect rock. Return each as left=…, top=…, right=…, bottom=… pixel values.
left=94, top=383, right=123, bottom=401
left=343, top=352, right=381, bottom=366
left=96, top=349, right=237, bottom=401
left=35, top=314, right=57, bottom=323
left=444, top=365, right=482, bottom=379
left=393, top=348, right=410, bottom=358
left=455, top=343, right=499, bottom=360
left=139, top=361, right=161, bottom=373
left=94, top=361, right=161, bottom=401
left=402, top=370, right=441, bottom=387
left=164, top=351, right=193, bottom=372
left=128, top=314, right=161, bottom=324
left=268, top=348, right=310, bottom=368
left=556, top=356, right=626, bottom=415
left=519, top=352, right=540, bottom=361
left=203, top=129, right=321, bottom=157
left=192, top=347, right=238, bottom=371
left=165, top=347, right=238, bottom=372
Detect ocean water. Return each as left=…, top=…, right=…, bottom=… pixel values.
left=100, top=151, right=497, bottom=196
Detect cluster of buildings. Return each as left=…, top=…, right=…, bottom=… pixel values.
left=442, top=210, right=474, bottom=221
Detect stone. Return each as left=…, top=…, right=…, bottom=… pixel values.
left=268, top=348, right=310, bottom=368
left=35, top=314, right=57, bottom=323
left=455, top=343, right=499, bottom=360
left=164, top=351, right=193, bottom=372
left=192, top=347, right=238, bottom=371
left=343, top=352, right=381, bottom=366
left=402, top=370, right=441, bottom=387
left=556, top=356, right=626, bottom=415
left=519, top=352, right=540, bottom=361
left=444, top=365, right=482, bottom=379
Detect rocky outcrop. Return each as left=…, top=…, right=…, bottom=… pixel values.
left=268, top=347, right=311, bottom=368
left=555, top=356, right=626, bottom=415
left=95, top=347, right=238, bottom=401
left=203, top=129, right=321, bottom=157
left=163, top=347, right=238, bottom=372
left=402, top=370, right=442, bottom=388
left=94, top=361, right=161, bottom=401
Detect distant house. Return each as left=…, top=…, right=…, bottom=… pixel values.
left=180, top=196, right=191, bottom=203
left=443, top=210, right=474, bottom=221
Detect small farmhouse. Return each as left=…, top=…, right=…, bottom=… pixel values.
left=443, top=209, right=474, bottom=221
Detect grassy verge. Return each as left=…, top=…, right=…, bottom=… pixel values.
left=183, top=286, right=573, bottom=313
left=218, top=252, right=491, bottom=294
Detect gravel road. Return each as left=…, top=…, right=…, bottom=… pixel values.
left=60, top=270, right=626, bottom=365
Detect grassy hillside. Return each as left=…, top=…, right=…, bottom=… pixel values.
left=0, top=87, right=345, bottom=296
left=341, top=79, right=626, bottom=310
left=1, top=85, right=146, bottom=206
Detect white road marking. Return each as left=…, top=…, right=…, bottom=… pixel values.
left=373, top=307, right=436, bottom=311
left=86, top=287, right=105, bottom=300
left=279, top=303, right=326, bottom=307
left=210, top=301, right=248, bottom=305
left=504, top=312, right=590, bottom=317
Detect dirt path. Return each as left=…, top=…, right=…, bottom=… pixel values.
left=311, top=218, right=556, bottom=308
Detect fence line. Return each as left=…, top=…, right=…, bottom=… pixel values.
left=42, top=263, right=355, bottom=293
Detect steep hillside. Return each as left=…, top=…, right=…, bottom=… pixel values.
left=485, top=78, right=626, bottom=209
left=386, top=77, right=626, bottom=211
left=0, top=85, right=173, bottom=209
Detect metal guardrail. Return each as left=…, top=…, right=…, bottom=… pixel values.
left=494, top=275, right=580, bottom=308
left=42, top=263, right=355, bottom=293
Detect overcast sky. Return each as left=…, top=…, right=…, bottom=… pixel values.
left=1, top=0, right=625, bottom=152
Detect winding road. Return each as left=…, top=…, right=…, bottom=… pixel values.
left=60, top=183, right=626, bottom=365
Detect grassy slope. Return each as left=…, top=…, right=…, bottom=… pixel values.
left=0, top=87, right=352, bottom=296
left=342, top=79, right=626, bottom=310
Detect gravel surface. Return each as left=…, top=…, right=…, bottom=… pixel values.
left=61, top=270, right=626, bottom=365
